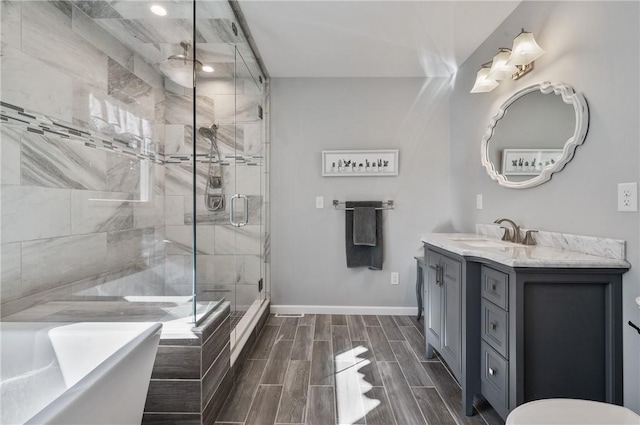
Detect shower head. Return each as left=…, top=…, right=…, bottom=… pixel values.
left=159, top=41, right=202, bottom=88
left=197, top=124, right=219, bottom=139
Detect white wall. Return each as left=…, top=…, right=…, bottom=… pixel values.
left=270, top=77, right=453, bottom=309
left=450, top=1, right=640, bottom=412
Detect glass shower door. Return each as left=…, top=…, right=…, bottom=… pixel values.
left=229, top=45, right=265, bottom=342
left=191, top=8, right=265, bottom=338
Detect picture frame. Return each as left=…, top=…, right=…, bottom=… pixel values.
left=501, top=148, right=564, bottom=176
left=322, top=149, right=398, bottom=176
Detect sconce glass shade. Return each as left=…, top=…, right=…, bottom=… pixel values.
left=470, top=68, right=499, bottom=93
left=507, top=31, right=545, bottom=66
left=487, top=49, right=518, bottom=80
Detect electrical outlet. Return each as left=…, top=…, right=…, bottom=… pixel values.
left=476, top=194, right=483, bottom=210
left=617, top=182, right=637, bottom=212
left=316, top=196, right=324, bottom=208
left=391, top=272, right=399, bottom=285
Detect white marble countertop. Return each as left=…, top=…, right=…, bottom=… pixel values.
left=421, top=233, right=631, bottom=268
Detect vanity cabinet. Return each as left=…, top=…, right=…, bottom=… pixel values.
left=424, top=246, right=481, bottom=416
left=423, top=241, right=626, bottom=421
left=479, top=265, right=511, bottom=417
left=425, top=249, right=462, bottom=372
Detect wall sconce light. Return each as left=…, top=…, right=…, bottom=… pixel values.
left=471, top=29, right=545, bottom=93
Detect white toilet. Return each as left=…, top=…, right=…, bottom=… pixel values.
left=506, top=399, right=640, bottom=425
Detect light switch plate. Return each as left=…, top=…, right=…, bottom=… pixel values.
left=316, top=196, right=324, bottom=209
left=617, top=182, right=637, bottom=212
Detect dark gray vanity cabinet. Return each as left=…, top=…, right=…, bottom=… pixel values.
left=424, top=246, right=481, bottom=416
left=490, top=263, right=625, bottom=420
left=423, top=243, right=626, bottom=420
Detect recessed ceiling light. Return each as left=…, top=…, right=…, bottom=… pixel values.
left=202, top=65, right=215, bottom=73
left=150, top=5, right=167, bottom=16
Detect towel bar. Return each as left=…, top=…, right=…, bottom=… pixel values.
left=332, top=200, right=394, bottom=210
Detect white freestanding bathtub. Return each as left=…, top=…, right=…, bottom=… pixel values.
left=0, top=322, right=162, bottom=425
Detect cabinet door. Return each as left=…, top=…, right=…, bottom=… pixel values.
left=441, top=255, right=462, bottom=372
left=425, top=250, right=442, bottom=345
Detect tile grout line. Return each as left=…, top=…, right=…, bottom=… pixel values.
left=303, top=318, right=313, bottom=425
left=403, top=316, right=462, bottom=425
left=379, top=315, right=430, bottom=425
left=248, top=317, right=285, bottom=424
left=364, top=316, right=397, bottom=425
left=347, top=315, right=368, bottom=425
left=330, top=317, right=338, bottom=425
left=272, top=359, right=290, bottom=425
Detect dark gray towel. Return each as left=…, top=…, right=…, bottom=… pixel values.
left=353, top=207, right=377, bottom=246
left=345, top=201, right=383, bottom=270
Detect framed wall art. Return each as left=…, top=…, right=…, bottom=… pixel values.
left=322, top=149, right=398, bottom=176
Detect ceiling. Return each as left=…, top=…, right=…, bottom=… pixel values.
left=237, top=0, right=521, bottom=78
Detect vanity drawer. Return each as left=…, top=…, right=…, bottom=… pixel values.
left=481, top=341, right=509, bottom=413
left=481, top=266, right=509, bottom=310
left=482, top=300, right=509, bottom=359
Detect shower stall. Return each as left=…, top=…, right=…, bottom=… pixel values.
left=0, top=0, right=269, bottom=352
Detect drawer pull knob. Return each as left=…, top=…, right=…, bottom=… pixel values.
left=489, top=367, right=496, bottom=376
left=489, top=322, right=497, bottom=330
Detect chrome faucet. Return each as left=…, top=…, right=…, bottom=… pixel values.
left=494, top=218, right=521, bottom=244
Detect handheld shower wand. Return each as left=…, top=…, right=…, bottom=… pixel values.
left=198, top=125, right=225, bottom=212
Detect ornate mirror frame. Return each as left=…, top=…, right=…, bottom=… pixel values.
left=481, top=81, right=589, bottom=189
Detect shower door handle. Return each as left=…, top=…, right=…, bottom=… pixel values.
left=230, top=194, right=249, bottom=227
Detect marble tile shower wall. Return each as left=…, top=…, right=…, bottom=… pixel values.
left=0, top=0, right=267, bottom=315
left=0, top=0, right=168, bottom=315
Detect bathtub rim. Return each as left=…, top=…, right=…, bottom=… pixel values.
left=18, top=321, right=162, bottom=425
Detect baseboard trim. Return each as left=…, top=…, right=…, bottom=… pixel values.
left=270, top=305, right=416, bottom=316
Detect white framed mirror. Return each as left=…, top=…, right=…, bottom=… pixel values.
left=481, top=81, right=589, bottom=189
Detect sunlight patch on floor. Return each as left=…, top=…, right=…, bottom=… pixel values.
left=335, top=345, right=380, bottom=425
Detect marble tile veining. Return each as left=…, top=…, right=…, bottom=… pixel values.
left=1, top=243, right=22, bottom=301
left=164, top=254, right=193, bottom=290
left=243, top=255, right=262, bottom=285
left=92, top=18, right=166, bottom=67
left=196, top=18, right=244, bottom=44
left=165, top=163, right=208, bottom=195
left=71, top=5, right=134, bottom=71
left=165, top=195, right=185, bottom=225
left=133, top=195, right=165, bottom=229
left=196, top=254, right=242, bottom=286
left=214, top=225, right=261, bottom=255
left=21, top=233, right=108, bottom=295
left=166, top=225, right=196, bottom=255
left=162, top=93, right=215, bottom=128
left=133, top=54, right=163, bottom=90
left=22, top=1, right=109, bottom=89
left=106, top=154, right=142, bottom=193
left=21, top=132, right=107, bottom=190
left=1, top=125, right=21, bottom=185
left=1, top=47, right=74, bottom=122
left=1, top=185, right=71, bottom=243
left=0, top=0, right=21, bottom=50
left=70, top=190, right=134, bottom=234
left=476, top=223, right=626, bottom=261
left=106, top=227, right=156, bottom=270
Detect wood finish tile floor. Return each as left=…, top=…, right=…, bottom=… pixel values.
left=215, top=314, right=504, bottom=425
